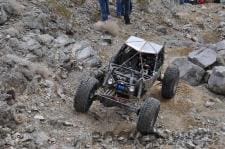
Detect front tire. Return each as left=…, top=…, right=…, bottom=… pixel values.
left=161, top=65, right=180, bottom=99
left=137, top=98, right=160, bottom=135
left=74, top=77, right=99, bottom=113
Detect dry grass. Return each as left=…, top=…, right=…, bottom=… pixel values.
left=71, top=0, right=86, bottom=6
left=47, top=0, right=72, bottom=20
left=202, top=31, right=220, bottom=43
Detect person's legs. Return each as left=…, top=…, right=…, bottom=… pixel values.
left=98, top=0, right=108, bottom=21
left=180, top=0, right=184, bottom=4
left=129, top=0, right=132, bottom=15
left=123, top=0, right=131, bottom=24
left=116, top=0, right=122, bottom=16
left=105, top=0, right=110, bottom=16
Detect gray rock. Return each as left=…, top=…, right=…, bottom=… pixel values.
left=172, top=58, right=205, bottom=86
left=218, top=11, right=225, bottom=17
left=219, top=22, right=225, bottom=28
left=0, top=0, right=23, bottom=25
left=61, top=145, right=75, bottom=149
left=19, top=37, right=44, bottom=57
left=20, top=38, right=41, bottom=51
left=63, top=121, right=73, bottom=127
left=54, top=34, right=75, bottom=47
left=221, top=124, right=225, bottom=132
left=203, top=70, right=212, bottom=83
left=84, top=56, right=101, bottom=68
left=34, top=114, right=45, bottom=121
left=204, top=100, right=215, bottom=108
left=21, top=133, right=33, bottom=142
left=34, top=131, right=49, bottom=146
left=0, top=99, right=17, bottom=129
left=76, top=46, right=95, bottom=60
left=37, top=34, right=54, bottom=46
left=92, top=132, right=101, bottom=140
left=102, top=35, right=112, bottom=44
left=156, top=129, right=171, bottom=139
left=0, top=6, right=8, bottom=25
left=25, top=53, right=38, bottom=62
left=58, top=48, right=70, bottom=64
left=208, top=66, right=225, bottom=95
left=8, top=38, right=20, bottom=49
left=0, top=70, right=28, bottom=93
left=5, top=27, right=19, bottom=37
left=141, top=135, right=156, bottom=142
left=215, top=40, right=225, bottom=51
left=156, top=25, right=167, bottom=34
left=217, top=50, right=225, bottom=66
left=188, top=48, right=217, bottom=68
left=117, top=136, right=125, bottom=141
left=71, top=40, right=90, bottom=59
left=24, top=13, right=49, bottom=31
left=2, top=0, right=23, bottom=16
left=25, top=125, right=35, bottom=133
left=185, top=140, right=195, bottom=149
left=0, top=127, right=8, bottom=139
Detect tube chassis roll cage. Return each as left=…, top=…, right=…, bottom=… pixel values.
left=96, top=94, right=140, bottom=114
left=91, top=41, right=165, bottom=115
left=92, top=64, right=161, bottom=115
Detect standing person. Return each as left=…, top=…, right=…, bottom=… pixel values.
left=121, top=0, right=132, bottom=24
left=98, top=0, right=110, bottom=21
left=116, top=0, right=123, bottom=17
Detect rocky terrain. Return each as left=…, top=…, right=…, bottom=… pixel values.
left=0, top=0, right=225, bottom=148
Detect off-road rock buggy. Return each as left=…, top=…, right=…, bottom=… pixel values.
left=74, top=36, right=180, bottom=134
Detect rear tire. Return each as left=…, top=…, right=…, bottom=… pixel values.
left=137, top=98, right=160, bottom=135
left=161, top=65, right=180, bottom=99
left=74, top=77, right=99, bottom=113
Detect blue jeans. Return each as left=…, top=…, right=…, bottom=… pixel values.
left=122, top=0, right=131, bottom=16
left=116, top=0, right=123, bottom=16
left=116, top=0, right=132, bottom=17
left=180, top=0, right=190, bottom=4
left=98, top=0, right=110, bottom=21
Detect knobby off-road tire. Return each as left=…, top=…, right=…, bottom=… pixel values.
left=74, top=77, right=99, bottom=113
left=161, top=65, right=180, bottom=99
left=137, top=98, right=160, bottom=135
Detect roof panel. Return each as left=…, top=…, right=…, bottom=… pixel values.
left=125, top=36, right=163, bottom=54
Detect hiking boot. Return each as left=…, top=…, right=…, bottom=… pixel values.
left=124, top=15, right=131, bottom=25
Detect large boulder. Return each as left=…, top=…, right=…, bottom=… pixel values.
left=37, top=34, right=54, bottom=46
left=1, top=0, right=24, bottom=15
left=217, top=50, right=225, bottom=66
left=0, top=92, right=18, bottom=129
left=214, top=40, right=225, bottom=66
left=188, top=48, right=217, bottom=68
left=208, top=66, right=225, bottom=95
left=0, top=0, right=23, bottom=25
left=76, top=46, right=96, bottom=61
left=215, top=40, right=225, bottom=51
left=0, top=100, right=15, bottom=128
left=53, top=34, right=75, bottom=48
left=172, top=58, right=205, bottom=86
left=0, top=6, right=8, bottom=25
left=23, top=13, right=49, bottom=31
left=70, top=41, right=102, bottom=68
left=19, top=37, right=43, bottom=58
